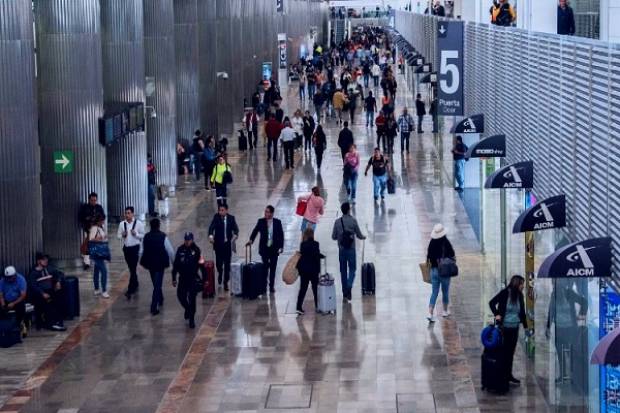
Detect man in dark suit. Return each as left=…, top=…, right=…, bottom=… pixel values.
left=247, top=205, right=284, bottom=293
left=208, top=204, right=239, bottom=291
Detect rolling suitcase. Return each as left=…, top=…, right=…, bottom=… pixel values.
left=0, top=316, right=21, bottom=348
left=361, top=241, right=376, bottom=295
left=317, top=258, right=336, bottom=314
left=387, top=176, right=396, bottom=194
left=481, top=347, right=509, bottom=394
left=62, top=276, right=80, bottom=320
left=238, top=130, right=248, bottom=151
left=200, top=259, right=216, bottom=298
left=241, top=246, right=267, bottom=300
left=230, top=261, right=243, bottom=297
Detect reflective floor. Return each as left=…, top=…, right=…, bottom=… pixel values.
left=0, top=72, right=552, bottom=413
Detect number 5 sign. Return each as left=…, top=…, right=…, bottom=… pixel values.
left=436, top=21, right=464, bottom=116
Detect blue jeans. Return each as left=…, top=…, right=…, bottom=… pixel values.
left=299, top=84, right=305, bottom=100
left=308, top=83, right=316, bottom=98
left=346, top=171, right=358, bottom=200
left=300, top=218, right=316, bottom=233
left=339, top=248, right=357, bottom=295
left=363, top=74, right=370, bottom=87
left=366, top=111, right=374, bottom=126
left=148, top=184, right=156, bottom=215
left=93, top=258, right=108, bottom=291
left=373, top=174, right=388, bottom=199
left=429, top=267, right=451, bottom=307
left=454, top=158, right=465, bottom=189
left=149, top=270, right=164, bottom=313
left=400, top=131, right=411, bottom=152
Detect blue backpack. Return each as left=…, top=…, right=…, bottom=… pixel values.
left=480, top=324, right=502, bottom=350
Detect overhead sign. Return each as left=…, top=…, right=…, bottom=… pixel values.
left=415, top=64, right=431, bottom=74
left=53, top=151, right=73, bottom=174
left=278, top=33, right=287, bottom=69
left=465, top=134, right=505, bottom=159
left=538, top=237, right=612, bottom=278
left=484, top=161, right=534, bottom=189
left=276, top=0, right=283, bottom=13
left=436, top=21, right=464, bottom=116
left=512, top=195, right=566, bottom=233
left=450, top=114, right=484, bottom=134
left=420, top=73, right=437, bottom=84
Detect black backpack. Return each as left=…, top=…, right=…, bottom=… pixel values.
left=340, top=218, right=355, bottom=249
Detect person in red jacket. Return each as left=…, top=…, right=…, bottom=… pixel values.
left=375, top=111, right=386, bottom=151
left=264, top=113, right=283, bottom=162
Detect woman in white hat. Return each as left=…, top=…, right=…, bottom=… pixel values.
left=426, top=223, right=455, bottom=322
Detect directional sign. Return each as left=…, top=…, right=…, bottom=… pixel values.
left=276, top=0, right=283, bottom=13
left=53, top=151, right=73, bottom=174
left=436, top=21, right=464, bottom=116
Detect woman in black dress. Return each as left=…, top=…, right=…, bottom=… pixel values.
left=295, top=228, right=324, bottom=315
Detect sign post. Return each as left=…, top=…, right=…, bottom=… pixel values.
left=276, top=0, right=283, bottom=13
left=436, top=21, right=464, bottom=116
left=53, top=151, right=73, bottom=174
left=277, top=33, right=288, bottom=91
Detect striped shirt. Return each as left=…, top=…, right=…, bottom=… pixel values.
left=397, top=114, right=414, bottom=133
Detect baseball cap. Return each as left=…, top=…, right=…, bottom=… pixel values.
left=184, top=232, right=194, bottom=241
left=4, top=266, right=16, bottom=277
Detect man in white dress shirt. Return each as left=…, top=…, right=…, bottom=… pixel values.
left=117, top=206, right=145, bottom=299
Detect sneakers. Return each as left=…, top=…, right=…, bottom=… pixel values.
left=427, top=315, right=436, bottom=323
left=51, top=323, right=67, bottom=331
left=94, top=289, right=101, bottom=297
left=296, top=309, right=305, bottom=315
left=442, top=310, right=450, bottom=318
left=101, top=291, right=110, bottom=299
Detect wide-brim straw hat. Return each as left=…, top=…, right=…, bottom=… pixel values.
left=431, top=224, right=447, bottom=239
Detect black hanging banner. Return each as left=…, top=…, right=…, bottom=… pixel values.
left=464, top=134, right=505, bottom=160
left=484, top=160, right=534, bottom=189
left=276, top=0, right=284, bottom=13
left=450, top=114, right=484, bottom=134
left=538, top=237, right=612, bottom=278
left=512, top=195, right=566, bottom=233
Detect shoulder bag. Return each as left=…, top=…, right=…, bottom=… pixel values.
left=88, top=228, right=111, bottom=261
left=296, top=194, right=311, bottom=216
left=438, top=243, right=458, bottom=278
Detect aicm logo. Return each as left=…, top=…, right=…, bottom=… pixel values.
left=461, top=117, right=477, bottom=133
left=475, top=149, right=504, bottom=156
left=565, top=245, right=595, bottom=277
left=532, top=202, right=555, bottom=230
left=502, top=166, right=523, bottom=188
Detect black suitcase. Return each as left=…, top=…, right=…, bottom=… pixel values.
left=481, top=347, right=509, bottom=394
left=241, top=246, right=267, bottom=300
left=238, top=130, right=248, bottom=151
left=387, top=176, right=396, bottom=194
left=361, top=241, right=375, bottom=295
left=0, top=316, right=21, bottom=348
left=62, top=276, right=80, bottom=320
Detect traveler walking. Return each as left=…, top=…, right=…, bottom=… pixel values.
left=313, top=89, right=325, bottom=122
left=0, top=266, right=27, bottom=326
left=244, top=109, right=259, bottom=150
left=302, top=110, right=316, bottom=152
left=210, top=155, right=233, bottom=207
left=371, top=61, right=381, bottom=87
left=347, top=88, right=359, bottom=124
left=313, top=125, right=327, bottom=170
left=307, top=68, right=317, bottom=98
left=452, top=136, right=468, bottom=191
left=247, top=205, right=284, bottom=293
left=78, top=192, right=105, bottom=270
left=343, top=144, right=360, bottom=203
left=171, top=232, right=201, bottom=329
left=280, top=118, right=297, bottom=169
left=557, top=0, right=575, bottom=35
left=364, top=148, right=390, bottom=201
left=295, top=227, right=324, bottom=315
left=140, top=219, right=175, bottom=315
left=298, top=70, right=307, bottom=101
left=292, top=110, right=304, bottom=149
left=89, top=214, right=110, bottom=298
left=385, top=113, right=398, bottom=153
left=202, top=138, right=217, bottom=190
left=333, top=88, right=347, bottom=125
left=191, top=130, right=204, bottom=181
left=298, top=186, right=325, bottom=235
left=337, top=121, right=354, bottom=161
left=331, top=202, right=366, bottom=302
left=426, top=224, right=455, bottom=322
left=208, top=204, right=239, bottom=292
left=147, top=155, right=157, bottom=216
left=397, top=108, right=414, bottom=153
left=489, top=275, right=527, bottom=384
left=415, top=94, right=426, bottom=133
left=117, top=206, right=145, bottom=299
left=365, top=91, right=377, bottom=128
left=375, top=111, right=387, bottom=151
left=28, top=252, right=67, bottom=331
left=265, top=113, right=283, bottom=162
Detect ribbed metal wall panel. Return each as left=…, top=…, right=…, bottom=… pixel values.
left=144, top=0, right=177, bottom=189
left=174, top=0, right=200, bottom=142
left=0, top=0, right=42, bottom=272
left=197, top=0, right=217, bottom=134
left=36, top=0, right=106, bottom=260
left=101, top=0, right=148, bottom=219
left=215, top=0, right=234, bottom=135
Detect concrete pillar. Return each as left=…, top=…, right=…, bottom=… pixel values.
left=36, top=0, right=107, bottom=260
left=144, top=0, right=177, bottom=191
left=0, top=0, right=42, bottom=271
left=198, top=0, right=217, bottom=134
left=101, top=0, right=148, bottom=219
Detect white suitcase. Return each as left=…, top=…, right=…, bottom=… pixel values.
left=157, top=198, right=169, bottom=217
left=230, top=261, right=243, bottom=296
left=317, top=271, right=336, bottom=314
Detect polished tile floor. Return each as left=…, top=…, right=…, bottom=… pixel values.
left=0, top=71, right=552, bottom=413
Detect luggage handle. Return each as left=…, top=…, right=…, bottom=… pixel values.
left=362, top=239, right=366, bottom=264
left=245, top=244, right=252, bottom=264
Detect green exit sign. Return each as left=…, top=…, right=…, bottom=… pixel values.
left=53, top=151, right=73, bottom=173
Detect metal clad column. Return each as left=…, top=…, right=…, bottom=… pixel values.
left=36, top=0, right=106, bottom=260
left=101, top=0, right=148, bottom=218
left=144, top=0, right=177, bottom=191
left=216, top=0, right=233, bottom=136
left=0, top=0, right=42, bottom=271
left=174, top=0, right=200, bottom=142
left=198, top=0, right=217, bottom=133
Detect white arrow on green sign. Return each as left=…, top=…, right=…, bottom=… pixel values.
left=53, top=151, right=73, bottom=173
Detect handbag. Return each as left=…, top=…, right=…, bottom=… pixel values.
left=438, top=244, right=458, bottom=277
left=296, top=195, right=311, bottom=216
left=194, top=275, right=204, bottom=294
left=88, top=227, right=111, bottom=261
left=282, top=252, right=301, bottom=285
left=419, top=261, right=431, bottom=284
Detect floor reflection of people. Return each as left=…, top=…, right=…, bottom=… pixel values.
left=546, top=278, right=588, bottom=392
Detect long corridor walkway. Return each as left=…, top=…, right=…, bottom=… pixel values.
left=0, top=71, right=550, bottom=413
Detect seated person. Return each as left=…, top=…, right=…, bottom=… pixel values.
left=0, top=266, right=27, bottom=325
left=27, top=252, right=66, bottom=331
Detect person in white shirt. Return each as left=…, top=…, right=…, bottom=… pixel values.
left=117, top=206, right=145, bottom=299
left=291, top=110, right=304, bottom=150
left=280, top=118, right=297, bottom=169
left=371, top=62, right=381, bottom=87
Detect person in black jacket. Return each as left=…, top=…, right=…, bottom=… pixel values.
left=172, top=232, right=201, bottom=329
left=295, top=228, right=324, bottom=315
left=208, top=205, right=239, bottom=291
left=557, top=0, right=575, bottom=35
left=302, top=111, right=316, bottom=152
left=415, top=94, right=426, bottom=133
left=247, top=205, right=284, bottom=293
left=426, top=224, right=455, bottom=323
left=27, top=253, right=66, bottom=331
left=337, top=121, right=354, bottom=161
left=313, top=125, right=327, bottom=170
left=78, top=192, right=106, bottom=270
left=140, top=219, right=175, bottom=315
left=489, top=275, right=527, bottom=385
